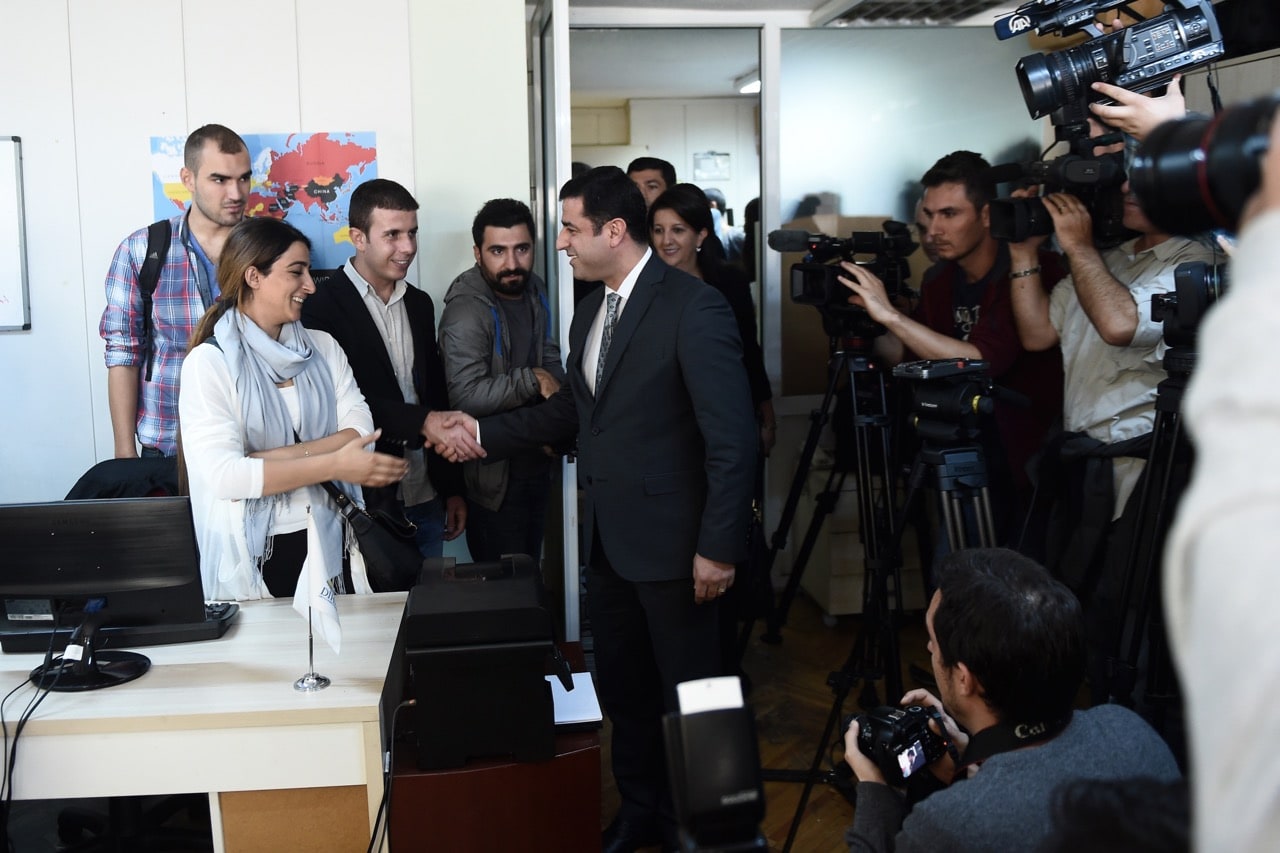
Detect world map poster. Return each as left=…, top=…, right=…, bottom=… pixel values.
left=150, top=132, right=377, bottom=269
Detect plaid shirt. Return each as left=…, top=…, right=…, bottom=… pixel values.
left=100, top=213, right=216, bottom=456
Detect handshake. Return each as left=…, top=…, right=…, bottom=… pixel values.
left=423, top=410, right=485, bottom=463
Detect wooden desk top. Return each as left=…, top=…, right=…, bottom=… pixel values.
left=0, top=592, right=408, bottom=735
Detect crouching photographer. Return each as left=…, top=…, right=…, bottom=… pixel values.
left=841, top=548, right=1178, bottom=852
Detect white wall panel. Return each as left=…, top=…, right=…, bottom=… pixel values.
left=0, top=1, right=96, bottom=498
left=0, top=0, right=534, bottom=503
left=408, top=0, right=531, bottom=300
left=296, top=0, right=416, bottom=281
left=181, top=0, right=300, bottom=133
left=69, top=0, right=189, bottom=472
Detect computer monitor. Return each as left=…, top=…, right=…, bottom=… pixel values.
left=0, top=495, right=235, bottom=691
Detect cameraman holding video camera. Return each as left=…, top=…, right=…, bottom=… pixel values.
left=842, top=548, right=1178, bottom=852
left=1007, top=108, right=1215, bottom=697
left=839, top=151, right=1065, bottom=528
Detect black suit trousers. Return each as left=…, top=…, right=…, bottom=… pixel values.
left=588, top=528, right=722, bottom=824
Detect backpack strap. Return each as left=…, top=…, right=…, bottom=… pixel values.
left=138, top=219, right=172, bottom=382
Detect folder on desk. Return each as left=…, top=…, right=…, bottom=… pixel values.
left=546, top=671, right=602, bottom=729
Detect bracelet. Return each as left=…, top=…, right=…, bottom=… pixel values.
left=1010, top=265, right=1041, bottom=279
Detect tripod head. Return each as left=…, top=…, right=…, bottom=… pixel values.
left=893, top=359, right=996, bottom=446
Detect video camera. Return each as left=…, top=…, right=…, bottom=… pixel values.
left=987, top=2, right=1225, bottom=248
left=768, top=222, right=917, bottom=338
left=1153, top=260, right=1229, bottom=350
left=1131, top=91, right=1280, bottom=236
left=987, top=146, right=1128, bottom=244
left=995, top=0, right=1224, bottom=123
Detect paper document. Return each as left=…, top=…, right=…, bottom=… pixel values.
left=546, top=671, right=603, bottom=725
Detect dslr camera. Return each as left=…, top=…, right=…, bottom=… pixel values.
left=767, top=221, right=917, bottom=338
left=845, top=705, right=949, bottom=787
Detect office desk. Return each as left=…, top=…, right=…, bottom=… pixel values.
left=0, top=593, right=408, bottom=853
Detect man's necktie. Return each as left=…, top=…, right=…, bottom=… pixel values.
left=595, top=291, right=620, bottom=391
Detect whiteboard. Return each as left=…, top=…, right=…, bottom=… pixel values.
left=0, top=136, right=30, bottom=331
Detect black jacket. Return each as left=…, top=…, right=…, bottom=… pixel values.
left=302, top=267, right=463, bottom=512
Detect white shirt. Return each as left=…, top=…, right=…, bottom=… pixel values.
left=583, top=247, right=650, bottom=395
left=342, top=259, right=435, bottom=507
left=179, top=329, right=373, bottom=600
left=1049, top=234, right=1214, bottom=514
left=1164, top=208, right=1278, bottom=853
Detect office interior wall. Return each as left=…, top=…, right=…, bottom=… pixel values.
left=0, top=0, right=528, bottom=503
left=573, top=97, right=761, bottom=224
left=777, top=26, right=1041, bottom=397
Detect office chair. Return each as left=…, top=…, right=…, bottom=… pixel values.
left=51, top=460, right=213, bottom=852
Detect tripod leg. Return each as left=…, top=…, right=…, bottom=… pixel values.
left=740, top=355, right=848, bottom=651
left=763, top=469, right=845, bottom=642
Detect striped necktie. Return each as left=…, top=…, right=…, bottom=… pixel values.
left=595, top=291, right=620, bottom=391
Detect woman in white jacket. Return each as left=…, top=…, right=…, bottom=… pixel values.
left=179, top=218, right=407, bottom=601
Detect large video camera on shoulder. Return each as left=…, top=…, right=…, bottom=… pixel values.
left=995, top=0, right=1224, bottom=124
left=987, top=143, right=1128, bottom=244
left=987, top=1, right=1225, bottom=248
left=768, top=222, right=917, bottom=338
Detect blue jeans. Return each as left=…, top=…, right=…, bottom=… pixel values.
left=403, top=497, right=446, bottom=559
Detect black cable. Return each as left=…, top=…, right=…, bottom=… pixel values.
left=0, top=605, right=67, bottom=851
left=367, top=699, right=414, bottom=853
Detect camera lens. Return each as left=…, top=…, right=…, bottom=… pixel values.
left=1131, top=93, right=1279, bottom=235
left=1017, top=48, right=1098, bottom=121
left=988, top=197, right=1054, bottom=242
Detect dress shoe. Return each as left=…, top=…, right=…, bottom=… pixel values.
left=602, top=814, right=662, bottom=853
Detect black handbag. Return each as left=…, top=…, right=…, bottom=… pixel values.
left=317, top=480, right=423, bottom=592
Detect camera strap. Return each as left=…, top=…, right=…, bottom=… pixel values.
left=956, top=711, right=1073, bottom=775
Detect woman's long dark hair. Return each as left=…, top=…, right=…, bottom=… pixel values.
left=648, top=183, right=716, bottom=277
left=179, top=217, right=312, bottom=494
left=187, top=218, right=312, bottom=353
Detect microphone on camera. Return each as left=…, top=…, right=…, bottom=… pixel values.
left=984, top=162, right=1030, bottom=186
left=992, top=12, right=1034, bottom=41
left=766, top=230, right=818, bottom=253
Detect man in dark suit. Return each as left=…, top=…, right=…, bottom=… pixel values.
left=302, top=179, right=478, bottom=577
left=444, top=166, right=756, bottom=851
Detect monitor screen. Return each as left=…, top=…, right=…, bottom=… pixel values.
left=0, top=491, right=202, bottom=625
left=0, top=496, right=209, bottom=651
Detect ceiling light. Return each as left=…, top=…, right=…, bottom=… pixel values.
left=734, top=69, right=761, bottom=95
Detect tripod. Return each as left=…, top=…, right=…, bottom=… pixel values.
left=738, top=340, right=903, bottom=658
left=898, top=431, right=998, bottom=554
left=1106, top=345, right=1194, bottom=746
left=738, top=332, right=906, bottom=853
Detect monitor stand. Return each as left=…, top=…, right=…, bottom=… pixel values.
left=28, top=614, right=151, bottom=692
left=30, top=650, right=151, bottom=692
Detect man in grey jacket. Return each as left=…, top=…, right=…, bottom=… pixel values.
left=438, top=198, right=566, bottom=563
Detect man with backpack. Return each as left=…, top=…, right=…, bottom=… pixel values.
left=100, top=123, right=250, bottom=458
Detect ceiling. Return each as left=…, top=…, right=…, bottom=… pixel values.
left=567, top=1, right=1019, bottom=103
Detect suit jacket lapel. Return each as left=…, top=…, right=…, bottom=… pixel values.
left=331, top=271, right=399, bottom=385
left=595, top=257, right=663, bottom=398
left=570, top=286, right=604, bottom=389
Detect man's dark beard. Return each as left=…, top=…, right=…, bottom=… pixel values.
left=486, top=268, right=530, bottom=297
